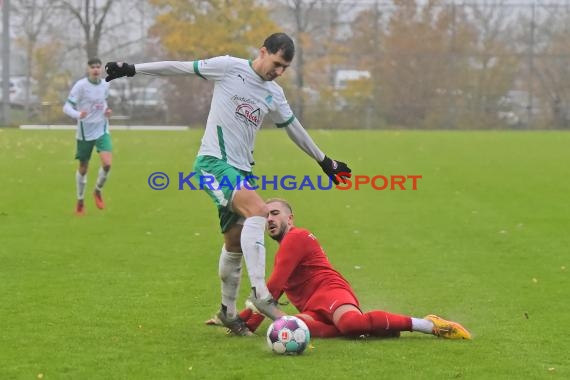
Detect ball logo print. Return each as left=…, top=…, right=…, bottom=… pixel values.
left=266, top=316, right=310, bottom=355
left=279, top=330, right=290, bottom=341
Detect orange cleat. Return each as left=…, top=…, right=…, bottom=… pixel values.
left=425, top=314, right=472, bottom=340
left=94, top=190, right=105, bottom=210
left=75, top=199, right=85, bottom=216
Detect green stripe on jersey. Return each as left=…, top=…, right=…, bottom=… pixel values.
left=275, top=115, right=296, bottom=128
left=217, top=125, right=227, bottom=161
left=80, top=121, right=86, bottom=140
left=67, top=99, right=77, bottom=106
left=193, top=61, right=206, bottom=80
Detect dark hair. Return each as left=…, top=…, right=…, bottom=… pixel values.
left=87, top=57, right=102, bottom=66
left=263, top=33, right=295, bottom=62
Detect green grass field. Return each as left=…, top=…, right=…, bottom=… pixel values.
left=1, top=128, right=569, bottom=379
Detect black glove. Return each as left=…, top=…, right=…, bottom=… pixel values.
left=105, top=62, right=136, bottom=82
left=318, top=156, right=352, bottom=185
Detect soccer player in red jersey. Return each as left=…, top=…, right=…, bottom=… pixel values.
left=225, top=198, right=472, bottom=339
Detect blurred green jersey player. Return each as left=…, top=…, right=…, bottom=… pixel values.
left=63, top=57, right=113, bottom=215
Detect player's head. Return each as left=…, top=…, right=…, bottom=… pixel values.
left=254, top=33, right=294, bottom=81
left=264, top=33, right=295, bottom=61
left=87, top=57, right=102, bottom=80
left=266, top=198, right=294, bottom=242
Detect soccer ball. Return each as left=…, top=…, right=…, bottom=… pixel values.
left=266, top=316, right=310, bottom=355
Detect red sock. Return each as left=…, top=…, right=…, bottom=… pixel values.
left=238, top=308, right=252, bottom=321
left=336, top=310, right=412, bottom=337
left=336, top=311, right=369, bottom=336
left=238, top=308, right=265, bottom=332
left=298, top=316, right=341, bottom=338
left=365, top=310, right=412, bottom=336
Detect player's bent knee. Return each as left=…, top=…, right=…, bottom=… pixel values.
left=224, top=226, right=243, bottom=253
left=336, top=311, right=368, bottom=337
left=225, top=243, right=242, bottom=253
left=219, top=265, right=241, bottom=282
left=232, top=189, right=268, bottom=217
left=244, top=201, right=268, bottom=218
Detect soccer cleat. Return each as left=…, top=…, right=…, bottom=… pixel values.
left=94, top=190, right=105, bottom=210
left=425, top=314, right=472, bottom=340
left=247, top=294, right=283, bottom=321
left=216, top=310, right=253, bottom=336
left=204, top=314, right=223, bottom=326
left=75, top=199, right=85, bottom=216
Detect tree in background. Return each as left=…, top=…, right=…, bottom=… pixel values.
left=536, top=32, right=570, bottom=128
left=55, top=0, right=115, bottom=60
left=270, top=0, right=358, bottom=128
left=53, top=0, right=149, bottom=63
left=373, top=0, right=477, bottom=128
left=12, top=0, right=53, bottom=117
left=10, top=0, right=76, bottom=123
left=528, top=5, right=570, bottom=129
left=5, top=0, right=570, bottom=129
left=148, top=0, right=277, bottom=125
left=332, top=4, right=385, bottom=129
left=33, top=41, right=72, bottom=123
left=346, top=0, right=519, bottom=129
left=274, top=0, right=320, bottom=122
left=457, top=1, right=518, bottom=129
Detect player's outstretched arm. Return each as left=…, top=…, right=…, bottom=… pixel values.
left=284, top=118, right=352, bottom=184
left=105, top=62, right=136, bottom=82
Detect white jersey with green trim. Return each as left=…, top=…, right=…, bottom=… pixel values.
left=65, top=77, right=110, bottom=141
left=135, top=56, right=295, bottom=171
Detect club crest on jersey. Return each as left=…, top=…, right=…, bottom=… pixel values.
left=91, top=102, right=105, bottom=111
left=235, top=103, right=261, bottom=128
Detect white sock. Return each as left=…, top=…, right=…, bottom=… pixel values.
left=411, top=317, right=435, bottom=334
left=241, top=216, right=270, bottom=299
left=76, top=171, right=87, bottom=200
left=218, top=246, right=242, bottom=318
left=95, top=167, right=109, bottom=191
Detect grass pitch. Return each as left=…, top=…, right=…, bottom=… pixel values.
left=0, top=128, right=568, bottom=379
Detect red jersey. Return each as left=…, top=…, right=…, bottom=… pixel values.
left=266, top=227, right=357, bottom=312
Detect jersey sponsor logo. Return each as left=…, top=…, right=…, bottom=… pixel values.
left=235, top=103, right=261, bottom=128
left=237, top=74, right=245, bottom=83
left=329, top=300, right=338, bottom=310
left=90, top=102, right=106, bottom=112
left=232, top=95, right=256, bottom=105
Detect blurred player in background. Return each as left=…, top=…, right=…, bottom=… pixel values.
left=104, top=33, right=352, bottom=335
left=212, top=198, right=472, bottom=340
left=63, top=57, right=112, bottom=215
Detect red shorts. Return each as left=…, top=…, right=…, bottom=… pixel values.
left=300, top=286, right=360, bottom=324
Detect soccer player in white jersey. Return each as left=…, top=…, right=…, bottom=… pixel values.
left=104, top=33, right=352, bottom=335
left=63, top=58, right=113, bottom=216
